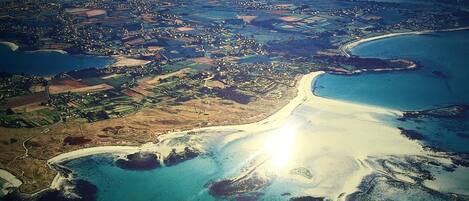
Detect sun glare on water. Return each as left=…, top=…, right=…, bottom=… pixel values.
left=263, top=123, right=297, bottom=169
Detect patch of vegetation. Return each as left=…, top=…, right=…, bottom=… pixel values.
left=0, top=108, right=60, bottom=128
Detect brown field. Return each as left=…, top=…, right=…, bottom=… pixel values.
left=141, top=68, right=190, bottom=86
left=279, top=16, right=301, bottom=22
left=0, top=76, right=299, bottom=193
left=51, top=83, right=113, bottom=94
left=191, top=57, right=214, bottom=65
left=69, top=84, right=114, bottom=93
left=6, top=92, right=48, bottom=110
left=176, top=26, right=194, bottom=32
left=121, top=88, right=144, bottom=102
left=205, top=80, right=225, bottom=89
left=49, top=80, right=88, bottom=94
left=111, top=56, right=152, bottom=67
left=130, top=86, right=155, bottom=97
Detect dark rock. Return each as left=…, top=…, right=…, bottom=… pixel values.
left=432, top=71, right=448, bottom=79
left=290, top=167, right=313, bottom=179
left=209, top=170, right=271, bottom=198
left=163, top=147, right=199, bottom=166
left=63, top=136, right=91, bottom=146
left=398, top=128, right=424, bottom=140
left=115, top=152, right=161, bottom=170
left=403, top=105, right=468, bottom=119
left=450, top=153, right=469, bottom=167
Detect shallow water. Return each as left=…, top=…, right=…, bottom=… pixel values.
left=61, top=31, right=469, bottom=201
left=315, top=30, right=469, bottom=111
left=314, top=30, right=469, bottom=153
left=0, top=44, right=114, bottom=76
left=64, top=100, right=468, bottom=201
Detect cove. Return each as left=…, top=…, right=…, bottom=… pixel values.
left=314, top=30, right=469, bottom=152
left=0, top=43, right=114, bottom=76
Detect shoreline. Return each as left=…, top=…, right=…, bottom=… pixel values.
left=42, top=70, right=399, bottom=194
left=0, top=41, right=19, bottom=51
left=0, top=58, right=417, bottom=196
left=340, top=26, right=469, bottom=57
left=2, top=70, right=460, bottom=199
left=39, top=71, right=320, bottom=192
left=26, top=49, right=68, bottom=54
left=0, top=41, right=67, bottom=54
left=47, top=71, right=319, bottom=165
left=2, top=27, right=468, bottom=198
left=0, top=169, right=22, bottom=192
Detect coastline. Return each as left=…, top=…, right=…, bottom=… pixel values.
left=0, top=41, right=19, bottom=51
left=0, top=169, right=22, bottom=189
left=46, top=71, right=319, bottom=165
left=26, top=49, right=68, bottom=54
left=340, top=26, right=469, bottom=57
left=1, top=27, right=468, bottom=198
left=0, top=41, right=67, bottom=54
left=3, top=70, right=461, bottom=199
left=44, top=70, right=402, bottom=195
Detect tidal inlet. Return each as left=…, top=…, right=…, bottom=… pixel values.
left=1, top=0, right=469, bottom=201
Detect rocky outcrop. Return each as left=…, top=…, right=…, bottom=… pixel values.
left=115, top=152, right=161, bottom=170
left=397, top=128, right=424, bottom=141
left=163, top=147, right=199, bottom=166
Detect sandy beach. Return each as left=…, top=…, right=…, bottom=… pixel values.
left=341, top=26, right=469, bottom=57
left=43, top=71, right=431, bottom=198
left=1, top=69, right=465, bottom=199
left=0, top=41, right=19, bottom=51
left=46, top=71, right=319, bottom=165
left=26, top=49, right=68, bottom=54
left=0, top=169, right=22, bottom=195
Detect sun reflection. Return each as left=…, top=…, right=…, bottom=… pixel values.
left=263, top=123, right=296, bottom=169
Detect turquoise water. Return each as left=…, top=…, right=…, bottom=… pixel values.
left=53, top=31, right=469, bottom=201
left=314, top=30, right=469, bottom=152
left=66, top=155, right=218, bottom=201
left=315, top=30, right=469, bottom=111
left=0, top=44, right=114, bottom=76
left=64, top=129, right=293, bottom=201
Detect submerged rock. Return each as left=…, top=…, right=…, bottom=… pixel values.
left=432, top=70, right=448, bottom=79
left=208, top=172, right=271, bottom=198
left=290, top=196, right=325, bottom=201
left=346, top=174, right=468, bottom=201
left=403, top=105, right=469, bottom=119
left=290, top=167, right=313, bottom=179
left=115, top=152, right=161, bottom=170
left=398, top=128, right=424, bottom=141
